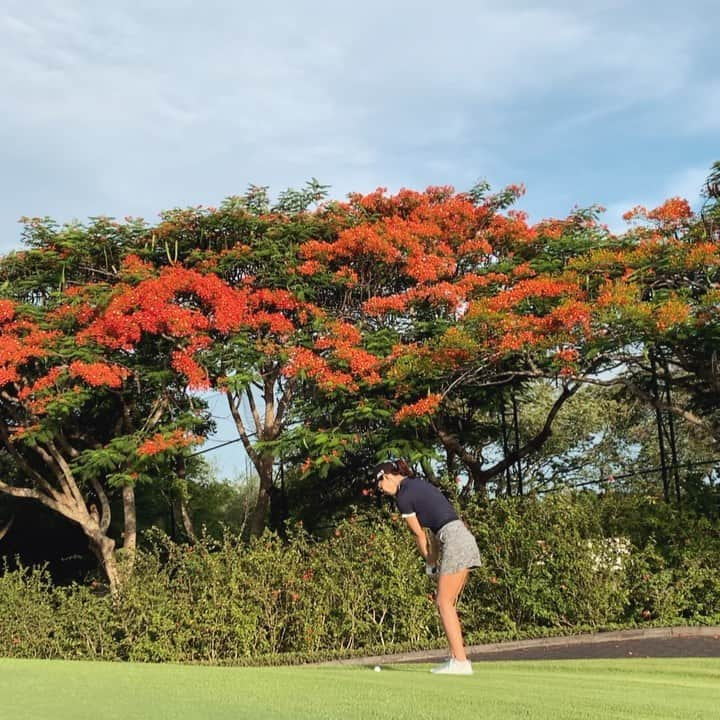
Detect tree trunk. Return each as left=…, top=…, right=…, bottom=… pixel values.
left=511, top=388, right=524, bottom=496
left=225, top=369, right=292, bottom=539
left=122, top=484, right=137, bottom=555
left=172, top=494, right=197, bottom=542
left=86, top=528, right=120, bottom=596
left=173, top=459, right=197, bottom=542
left=0, top=423, right=123, bottom=593
left=249, top=457, right=274, bottom=538
left=663, top=360, right=682, bottom=505
left=499, top=391, right=511, bottom=496
left=650, top=349, right=671, bottom=503
left=268, top=458, right=289, bottom=538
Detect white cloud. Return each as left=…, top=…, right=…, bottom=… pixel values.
left=0, top=0, right=715, bottom=255
left=0, top=2, right=705, bottom=143
left=1, top=0, right=715, bottom=478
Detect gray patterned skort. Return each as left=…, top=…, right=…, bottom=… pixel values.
left=436, top=520, right=482, bottom=575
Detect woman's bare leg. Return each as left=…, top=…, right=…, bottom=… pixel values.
left=436, top=569, right=470, bottom=661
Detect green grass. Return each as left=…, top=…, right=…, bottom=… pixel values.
left=1, top=657, right=719, bottom=720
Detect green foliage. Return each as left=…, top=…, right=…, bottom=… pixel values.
left=1, top=493, right=719, bottom=664
left=185, top=471, right=259, bottom=538
left=274, top=179, right=331, bottom=215
left=3, top=169, right=720, bottom=588
left=462, top=493, right=630, bottom=630
left=0, top=519, right=435, bottom=662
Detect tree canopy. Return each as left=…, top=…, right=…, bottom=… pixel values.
left=1, top=166, right=719, bottom=589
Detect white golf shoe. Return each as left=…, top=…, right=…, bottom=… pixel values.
left=430, top=658, right=473, bottom=675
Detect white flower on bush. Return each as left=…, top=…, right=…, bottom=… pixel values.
left=587, top=536, right=631, bottom=572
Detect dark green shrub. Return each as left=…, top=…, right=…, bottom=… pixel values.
left=0, top=492, right=718, bottom=663
left=462, top=494, right=629, bottom=631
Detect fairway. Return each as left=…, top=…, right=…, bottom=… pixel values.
left=1, top=658, right=718, bottom=720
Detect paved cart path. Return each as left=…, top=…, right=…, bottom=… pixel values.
left=327, top=626, right=720, bottom=666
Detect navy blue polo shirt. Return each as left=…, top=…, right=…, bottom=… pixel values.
left=395, top=476, right=458, bottom=533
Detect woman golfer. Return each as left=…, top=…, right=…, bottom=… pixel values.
left=374, top=460, right=480, bottom=675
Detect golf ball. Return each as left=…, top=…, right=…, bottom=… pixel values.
left=374, top=665, right=381, bottom=672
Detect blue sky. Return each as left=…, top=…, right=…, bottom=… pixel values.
left=1, top=0, right=718, bottom=477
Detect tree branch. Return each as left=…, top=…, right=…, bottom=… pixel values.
left=245, top=386, right=264, bottom=440
left=475, top=383, right=579, bottom=489
left=0, top=514, right=14, bottom=541
left=43, top=440, right=87, bottom=510
left=91, top=477, right=112, bottom=533
left=263, top=366, right=277, bottom=439
left=274, top=381, right=295, bottom=439
left=573, top=375, right=711, bottom=435
left=142, top=395, right=170, bottom=433
left=0, top=477, right=71, bottom=518
left=226, top=390, right=260, bottom=467
left=0, top=420, right=64, bottom=503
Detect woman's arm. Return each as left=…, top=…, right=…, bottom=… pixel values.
left=404, top=514, right=430, bottom=560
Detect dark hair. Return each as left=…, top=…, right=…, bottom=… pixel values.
left=373, top=459, right=412, bottom=482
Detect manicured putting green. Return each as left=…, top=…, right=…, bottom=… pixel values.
left=1, top=657, right=718, bottom=719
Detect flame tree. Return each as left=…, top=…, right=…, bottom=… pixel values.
left=288, top=185, right=616, bottom=494
left=0, top=218, right=210, bottom=592
left=2, top=166, right=718, bottom=590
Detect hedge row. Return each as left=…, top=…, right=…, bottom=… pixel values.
left=1, top=492, right=718, bottom=663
